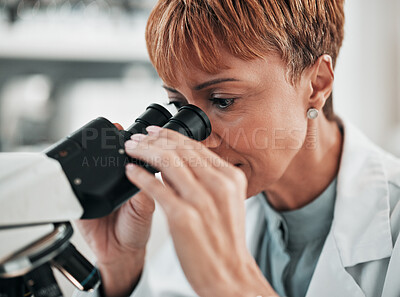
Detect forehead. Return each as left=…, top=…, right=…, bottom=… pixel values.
left=166, top=50, right=288, bottom=89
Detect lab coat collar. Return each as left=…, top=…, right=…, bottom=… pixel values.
left=305, top=118, right=394, bottom=297
left=333, top=119, right=392, bottom=267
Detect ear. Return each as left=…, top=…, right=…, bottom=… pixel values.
left=308, top=55, right=334, bottom=110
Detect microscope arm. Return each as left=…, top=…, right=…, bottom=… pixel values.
left=0, top=152, right=84, bottom=264
left=0, top=152, right=83, bottom=228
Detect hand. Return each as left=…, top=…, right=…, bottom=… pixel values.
left=124, top=126, right=278, bottom=297
left=75, top=123, right=156, bottom=297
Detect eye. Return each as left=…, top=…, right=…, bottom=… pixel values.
left=209, top=98, right=236, bottom=110
left=167, top=100, right=186, bottom=110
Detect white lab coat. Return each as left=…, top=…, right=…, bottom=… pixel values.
left=75, top=120, right=400, bottom=297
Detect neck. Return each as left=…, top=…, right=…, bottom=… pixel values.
left=265, top=116, right=343, bottom=211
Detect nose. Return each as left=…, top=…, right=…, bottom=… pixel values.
left=202, top=130, right=221, bottom=149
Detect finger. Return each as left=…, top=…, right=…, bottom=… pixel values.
left=125, top=163, right=184, bottom=215
left=127, top=164, right=222, bottom=245
left=141, top=133, right=246, bottom=202
left=172, top=145, right=246, bottom=194
left=147, top=126, right=238, bottom=177
left=126, top=128, right=223, bottom=180
left=126, top=133, right=218, bottom=213
left=125, top=136, right=208, bottom=201
left=126, top=129, right=244, bottom=208
left=159, top=172, right=220, bottom=221
left=127, top=191, right=155, bottom=217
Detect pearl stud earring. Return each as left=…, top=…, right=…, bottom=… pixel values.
left=307, top=108, right=319, bottom=119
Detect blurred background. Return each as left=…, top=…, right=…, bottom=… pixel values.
left=0, top=0, right=399, bottom=295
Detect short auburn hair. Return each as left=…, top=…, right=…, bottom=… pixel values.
left=146, top=0, right=345, bottom=120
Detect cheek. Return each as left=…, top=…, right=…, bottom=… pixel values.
left=233, top=108, right=307, bottom=155
left=235, top=111, right=308, bottom=195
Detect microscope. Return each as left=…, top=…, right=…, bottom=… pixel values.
left=0, top=103, right=211, bottom=296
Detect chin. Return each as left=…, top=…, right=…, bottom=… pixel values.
left=245, top=187, right=261, bottom=199
left=244, top=174, right=280, bottom=200
left=244, top=177, right=261, bottom=198
left=235, top=165, right=259, bottom=199
left=235, top=164, right=277, bottom=199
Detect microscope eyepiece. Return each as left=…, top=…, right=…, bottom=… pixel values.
left=125, top=103, right=173, bottom=136
left=163, top=104, right=212, bottom=141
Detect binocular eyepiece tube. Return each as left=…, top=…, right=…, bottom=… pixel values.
left=126, top=103, right=211, bottom=141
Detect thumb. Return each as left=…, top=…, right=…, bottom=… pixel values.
left=126, top=191, right=156, bottom=218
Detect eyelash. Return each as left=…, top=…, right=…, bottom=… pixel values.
left=167, top=98, right=237, bottom=110
left=209, top=97, right=236, bottom=110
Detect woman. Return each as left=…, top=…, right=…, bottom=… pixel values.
left=76, top=1, right=400, bottom=297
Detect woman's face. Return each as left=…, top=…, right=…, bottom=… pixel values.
left=163, top=51, right=312, bottom=198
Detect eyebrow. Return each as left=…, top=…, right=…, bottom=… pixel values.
left=162, top=78, right=240, bottom=93
left=162, top=85, right=179, bottom=93
left=193, top=78, right=239, bottom=90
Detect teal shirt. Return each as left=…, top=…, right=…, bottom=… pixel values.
left=256, top=179, right=337, bottom=297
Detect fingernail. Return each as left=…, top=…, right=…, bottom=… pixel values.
left=125, top=140, right=138, bottom=149
left=126, top=163, right=136, bottom=171
left=146, top=126, right=162, bottom=135
left=130, top=133, right=146, bottom=141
